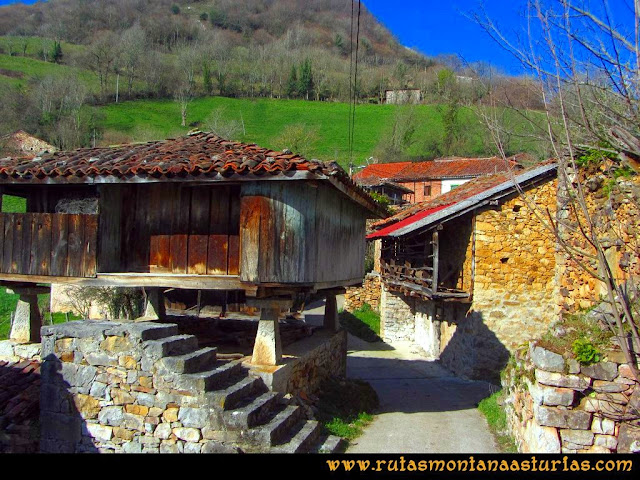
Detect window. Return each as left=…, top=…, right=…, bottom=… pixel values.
left=423, top=185, right=432, bottom=197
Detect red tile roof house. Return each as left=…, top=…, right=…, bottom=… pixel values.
left=0, top=131, right=384, bottom=453
left=353, top=155, right=525, bottom=205
left=367, top=162, right=560, bottom=383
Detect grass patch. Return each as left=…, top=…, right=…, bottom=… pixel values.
left=339, top=303, right=381, bottom=342
left=477, top=390, right=517, bottom=453
left=316, top=377, right=379, bottom=443
left=537, top=312, right=614, bottom=359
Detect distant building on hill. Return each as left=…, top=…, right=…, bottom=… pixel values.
left=385, top=89, right=422, bottom=105
left=353, top=155, right=528, bottom=204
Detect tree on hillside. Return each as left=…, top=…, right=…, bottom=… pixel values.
left=286, top=64, right=298, bottom=99
left=298, top=58, right=314, bottom=100
left=475, top=0, right=640, bottom=384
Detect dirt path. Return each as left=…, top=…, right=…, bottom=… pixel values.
left=345, top=335, right=499, bottom=454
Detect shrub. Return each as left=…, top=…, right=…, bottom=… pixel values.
left=572, top=338, right=602, bottom=365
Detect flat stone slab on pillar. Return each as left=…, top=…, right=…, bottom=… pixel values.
left=10, top=294, right=42, bottom=344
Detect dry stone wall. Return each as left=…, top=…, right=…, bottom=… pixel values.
left=503, top=343, right=639, bottom=453
left=39, top=321, right=241, bottom=453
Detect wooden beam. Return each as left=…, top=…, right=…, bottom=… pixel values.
left=0, top=272, right=256, bottom=293
left=432, top=230, right=439, bottom=295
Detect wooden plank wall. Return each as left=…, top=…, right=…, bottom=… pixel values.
left=0, top=212, right=98, bottom=277
left=240, top=182, right=319, bottom=284
left=99, top=184, right=241, bottom=275
left=314, top=184, right=366, bottom=283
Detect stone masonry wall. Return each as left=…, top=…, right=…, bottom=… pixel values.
left=557, top=170, right=640, bottom=314
left=283, top=330, right=347, bottom=396
left=379, top=286, right=416, bottom=344
left=39, top=321, right=240, bottom=453
left=470, top=180, right=560, bottom=351
left=344, top=273, right=382, bottom=312
left=503, top=343, right=639, bottom=453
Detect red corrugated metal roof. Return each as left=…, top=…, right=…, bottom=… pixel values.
left=367, top=204, right=450, bottom=239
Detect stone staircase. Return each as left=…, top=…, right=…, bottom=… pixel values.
left=139, top=323, right=345, bottom=454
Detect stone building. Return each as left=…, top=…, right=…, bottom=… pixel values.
left=367, top=163, right=559, bottom=382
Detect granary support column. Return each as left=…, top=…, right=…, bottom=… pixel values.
left=324, top=293, right=339, bottom=332
left=141, top=288, right=166, bottom=320
left=7, top=286, right=49, bottom=343
left=247, top=297, right=292, bottom=366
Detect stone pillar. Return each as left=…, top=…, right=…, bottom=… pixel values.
left=247, top=298, right=292, bottom=366
left=141, top=288, right=166, bottom=320
left=324, top=293, right=339, bottom=332
left=7, top=286, right=48, bottom=343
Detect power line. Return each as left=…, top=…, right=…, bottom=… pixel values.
left=348, top=0, right=362, bottom=175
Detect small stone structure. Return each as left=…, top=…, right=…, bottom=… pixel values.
left=503, top=343, right=639, bottom=453
left=39, top=320, right=345, bottom=453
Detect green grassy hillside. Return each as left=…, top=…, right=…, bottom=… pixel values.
left=100, top=97, right=546, bottom=168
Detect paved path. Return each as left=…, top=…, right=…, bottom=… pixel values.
left=345, top=335, right=499, bottom=454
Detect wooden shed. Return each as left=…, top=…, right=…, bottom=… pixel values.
left=0, top=132, right=384, bottom=363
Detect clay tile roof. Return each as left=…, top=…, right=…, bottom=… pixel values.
left=369, top=161, right=557, bottom=235
left=0, top=131, right=385, bottom=216
left=391, top=156, right=521, bottom=182
left=353, top=162, right=412, bottom=186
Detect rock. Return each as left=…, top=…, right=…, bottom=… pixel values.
left=0, top=340, right=15, bottom=358
left=560, top=429, right=594, bottom=446
left=592, top=380, right=627, bottom=393
left=531, top=347, right=565, bottom=372
left=172, top=427, right=201, bottom=443
left=153, top=423, right=172, bottom=440
left=581, top=362, right=619, bottom=381
left=520, top=420, right=561, bottom=453
left=591, top=416, right=616, bottom=435
left=535, top=370, right=591, bottom=390
left=583, top=398, right=626, bottom=416
left=594, top=434, right=618, bottom=450
left=98, top=406, right=124, bottom=427
left=535, top=405, right=592, bottom=430
left=178, top=407, right=209, bottom=429
left=113, top=427, right=135, bottom=441
left=617, top=423, right=640, bottom=453
left=542, top=387, right=575, bottom=407
left=123, top=413, right=145, bottom=431
left=163, top=407, right=179, bottom=423
left=567, top=359, right=580, bottom=374
left=73, top=394, right=101, bottom=419
left=123, top=441, right=142, bottom=454
left=183, top=442, right=202, bottom=454
left=85, top=423, right=113, bottom=443
left=202, top=441, right=243, bottom=454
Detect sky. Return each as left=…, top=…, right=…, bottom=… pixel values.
left=0, top=0, right=636, bottom=76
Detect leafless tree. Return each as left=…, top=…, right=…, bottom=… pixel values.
left=474, top=0, right=640, bottom=382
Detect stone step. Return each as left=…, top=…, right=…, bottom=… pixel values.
left=272, top=420, right=322, bottom=453
left=160, top=347, right=218, bottom=374
left=128, top=323, right=179, bottom=342
left=173, top=360, right=244, bottom=394
left=206, top=376, right=268, bottom=411
left=314, top=434, right=346, bottom=454
left=247, top=404, right=305, bottom=446
left=143, top=334, right=199, bottom=358
left=224, top=392, right=283, bottom=430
